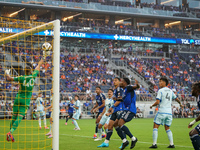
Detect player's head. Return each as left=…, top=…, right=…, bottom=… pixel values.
left=113, top=77, right=121, bottom=87
left=108, top=89, right=114, bottom=98
left=159, top=77, right=168, bottom=88
left=38, top=92, right=42, bottom=97
left=74, top=95, right=79, bottom=101
left=192, top=82, right=200, bottom=98
left=95, top=86, right=101, bottom=94
left=120, top=78, right=130, bottom=88
left=25, top=66, right=32, bottom=75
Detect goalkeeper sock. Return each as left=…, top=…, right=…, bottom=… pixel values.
left=10, top=115, right=17, bottom=129
left=39, top=118, right=41, bottom=127
left=43, top=116, right=46, bottom=127
left=10, top=115, right=23, bottom=134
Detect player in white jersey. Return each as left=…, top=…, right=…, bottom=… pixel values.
left=44, top=89, right=53, bottom=138
left=36, top=92, right=49, bottom=129
left=72, top=95, right=81, bottom=130
left=149, top=77, right=183, bottom=148
left=94, top=89, right=114, bottom=141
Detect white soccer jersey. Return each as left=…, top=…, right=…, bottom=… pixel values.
left=74, top=100, right=81, bottom=114
left=36, top=97, right=44, bottom=111
left=156, top=87, right=177, bottom=114
left=105, top=98, right=114, bottom=114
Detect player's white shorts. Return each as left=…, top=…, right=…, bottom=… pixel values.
left=99, top=114, right=110, bottom=125
left=37, top=110, right=45, bottom=118
left=73, top=112, right=81, bottom=120
left=154, top=112, right=172, bottom=126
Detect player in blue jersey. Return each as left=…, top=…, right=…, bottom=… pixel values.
left=65, top=99, right=74, bottom=125
left=118, top=78, right=140, bottom=150
left=91, top=86, right=106, bottom=139
left=72, top=95, right=81, bottom=130
left=97, top=77, right=126, bottom=148
left=149, top=77, right=183, bottom=149
left=188, top=82, right=200, bottom=150
left=94, top=89, right=114, bottom=141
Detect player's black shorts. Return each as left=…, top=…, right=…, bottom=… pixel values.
left=195, top=123, right=200, bottom=134
left=96, top=112, right=102, bottom=118
left=110, top=111, right=123, bottom=121
left=68, top=112, right=73, bottom=118
left=119, top=110, right=135, bottom=123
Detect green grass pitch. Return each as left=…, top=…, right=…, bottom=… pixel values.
left=0, top=118, right=196, bottom=150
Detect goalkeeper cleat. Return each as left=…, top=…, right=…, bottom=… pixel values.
left=44, top=126, right=49, bottom=129
left=46, top=132, right=51, bottom=136
left=97, top=142, right=109, bottom=148
left=94, top=137, right=102, bottom=141
left=93, top=134, right=97, bottom=139
left=102, top=134, right=106, bottom=138
left=6, top=132, right=15, bottom=142
left=48, top=134, right=53, bottom=138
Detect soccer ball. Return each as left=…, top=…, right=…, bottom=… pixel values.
left=42, top=42, right=52, bottom=51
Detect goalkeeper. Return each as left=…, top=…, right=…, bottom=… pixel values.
left=5, top=47, right=50, bottom=142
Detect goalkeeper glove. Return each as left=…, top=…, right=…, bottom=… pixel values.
left=5, top=69, right=10, bottom=75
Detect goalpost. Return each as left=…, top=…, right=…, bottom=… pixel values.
left=0, top=18, right=60, bottom=150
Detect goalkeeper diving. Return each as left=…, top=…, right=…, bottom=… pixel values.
left=5, top=43, right=51, bottom=142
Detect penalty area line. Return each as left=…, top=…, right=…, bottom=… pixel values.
left=60, top=134, right=193, bottom=149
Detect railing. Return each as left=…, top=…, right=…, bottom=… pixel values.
left=0, top=0, right=196, bottom=18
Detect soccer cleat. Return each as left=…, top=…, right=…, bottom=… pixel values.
left=149, top=144, right=157, bottom=148
left=120, top=141, right=129, bottom=150
left=40, top=127, right=42, bottom=130
left=94, top=137, right=102, bottom=141
left=119, top=143, right=129, bottom=149
left=74, top=128, right=80, bottom=131
left=73, top=127, right=77, bottom=130
left=46, top=132, right=51, bottom=136
left=65, top=123, right=68, bottom=125
left=102, top=134, right=106, bottom=138
left=97, top=142, right=109, bottom=148
left=44, top=126, right=49, bottom=129
left=93, top=134, right=97, bottom=139
left=167, top=145, right=175, bottom=148
left=48, top=134, right=53, bottom=138
left=130, top=138, right=138, bottom=149
left=6, top=132, right=15, bottom=142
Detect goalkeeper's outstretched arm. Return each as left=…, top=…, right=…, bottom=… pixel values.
left=35, top=59, right=44, bottom=71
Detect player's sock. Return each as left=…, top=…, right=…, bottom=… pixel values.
left=73, top=119, right=80, bottom=129
left=95, top=123, right=99, bottom=134
left=104, top=139, right=109, bottom=144
left=153, top=128, right=158, bottom=145
left=166, top=129, right=174, bottom=145
left=10, top=115, right=17, bottom=129
left=115, top=126, right=126, bottom=140
left=10, top=115, right=23, bottom=134
left=39, top=118, right=41, bottom=127
left=98, top=128, right=102, bottom=138
left=120, top=125, right=133, bottom=138
left=190, top=134, right=200, bottom=150
left=105, top=129, right=108, bottom=133
left=66, top=117, right=69, bottom=123
left=105, top=129, right=113, bottom=141
left=43, top=116, right=47, bottom=127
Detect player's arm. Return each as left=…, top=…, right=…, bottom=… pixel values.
left=73, top=101, right=80, bottom=110
left=94, top=99, right=105, bottom=112
left=5, top=69, right=14, bottom=81
left=150, top=100, right=160, bottom=109
left=131, top=79, right=140, bottom=90
left=99, top=107, right=106, bottom=117
left=188, top=115, right=200, bottom=128
left=175, top=97, right=183, bottom=108
left=73, top=105, right=79, bottom=110
left=35, top=59, right=44, bottom=71
left=91, top=103, right=98, bottom=113
left=44, top=105, right=52, bottom=111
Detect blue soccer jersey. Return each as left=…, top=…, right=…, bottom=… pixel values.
left=68, top=103, right=74, bottom=113
left=113, top=87, right=124, bottom=113
left=96, top=93, right=106, bottom=112
left=122, top=85, right=137, bottom=114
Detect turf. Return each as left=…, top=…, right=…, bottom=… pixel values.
left=0, top=118, right=196, bottom=150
